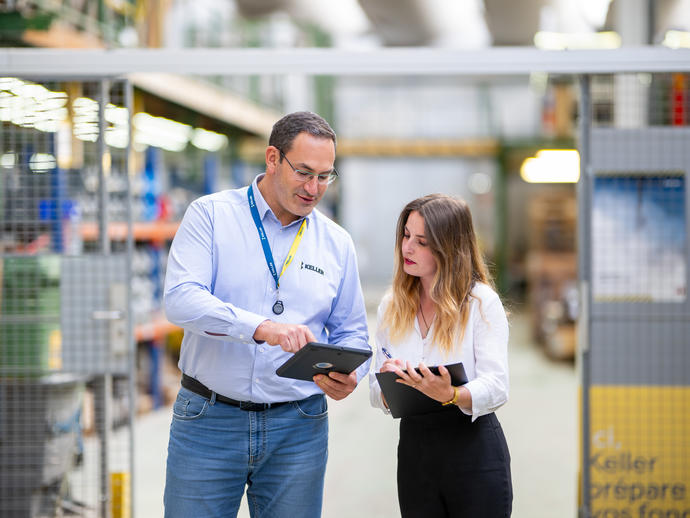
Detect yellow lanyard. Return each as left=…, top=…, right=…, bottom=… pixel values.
left=278, top=218, right=306, bottom=288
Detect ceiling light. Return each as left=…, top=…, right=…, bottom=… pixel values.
left=191, top=128, right=228, bottom=152
left=468, top=172, right=492, bottom=194
left=29, top=153, right=56, bottom=172
left=534, top=31, right=621, bottom=50
left=662, top=30, right=690, bottom=49
left=1, top=153, right=16, bottom=168
left=0, top=77, right=22, bottom=91
left=133, top=112, right=191, bottom=152
left=520, top=149, right=580, bottom=183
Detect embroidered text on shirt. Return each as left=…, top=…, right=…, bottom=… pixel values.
left=300, top=261, right=325, bottom=276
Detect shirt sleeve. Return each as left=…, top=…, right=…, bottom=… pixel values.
left=323, top=234, right=371, bottom=382
left=369, top=297, right=392, bottom=414
left=460, top=292, right=510, bottom=421
left=163, top=199, right=267, bottom=343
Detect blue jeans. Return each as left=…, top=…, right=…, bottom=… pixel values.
left=164, top=387, right=329, bottom=518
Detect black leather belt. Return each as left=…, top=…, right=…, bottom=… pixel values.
left=181, top=374, right=290, bottom=411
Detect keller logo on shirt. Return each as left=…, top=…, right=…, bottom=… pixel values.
left=301, top=261, right=324, bottom=276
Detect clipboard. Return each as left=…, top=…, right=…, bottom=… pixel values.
left=276, top=342, right=372, bottom=382
left=375, top=362, right=468, bottom=418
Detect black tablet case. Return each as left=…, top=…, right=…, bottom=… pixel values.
left=276, top=342, right=372, bottom=382
left=375, top=362, right=468, bottom=418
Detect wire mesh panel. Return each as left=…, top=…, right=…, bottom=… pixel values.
left=582, top=73, right=690, bottom=518
left=0, top=78, right=134, bottom=517
left=0, top=49, right=688, bottom=518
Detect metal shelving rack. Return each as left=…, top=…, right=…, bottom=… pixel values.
left=1, top=46, right=689, bottom=518
left=0, top=77, right=135, bottom=518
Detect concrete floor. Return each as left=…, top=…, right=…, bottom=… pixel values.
left=134, top=310, right=578, bottom=518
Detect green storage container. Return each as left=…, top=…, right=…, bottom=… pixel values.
left=0, top=256, right=61, bottom=375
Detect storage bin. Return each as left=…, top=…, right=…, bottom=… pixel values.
left=0, top=374, right=84, bottom=517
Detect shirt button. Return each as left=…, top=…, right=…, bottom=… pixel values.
left=239, top=334, right=245, bottom=340
left=255, top=378, right=260, bottom=383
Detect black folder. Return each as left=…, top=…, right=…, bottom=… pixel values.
left=375, top=362, right=468, bottom=418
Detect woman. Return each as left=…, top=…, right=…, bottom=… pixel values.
left=370, top=193, right=512, bottom=517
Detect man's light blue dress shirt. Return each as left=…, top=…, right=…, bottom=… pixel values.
left=164, top=175, right=371, bottom=403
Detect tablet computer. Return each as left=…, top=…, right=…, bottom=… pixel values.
left=375, top=362, right=468, bottom=418
left=276, top=342, right=372, bottom=382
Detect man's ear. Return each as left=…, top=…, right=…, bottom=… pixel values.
left=265, top=145, right=280, bottom=174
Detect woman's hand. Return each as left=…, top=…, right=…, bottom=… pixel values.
left=380, top=358, right=405, bottom=373
left=395, top=361, right=456, bottom=404
left=378, top=359, right=405, bottom=409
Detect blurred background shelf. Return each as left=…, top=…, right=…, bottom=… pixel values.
left=134, top=315, right=179, bottom=343
left=80, top=222, right=180, bottom=243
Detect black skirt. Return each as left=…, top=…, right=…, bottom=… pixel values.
left=397, top=409, right=512, bottom=518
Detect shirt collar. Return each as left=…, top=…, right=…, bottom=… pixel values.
left=251, top=174, right=314, bottom=229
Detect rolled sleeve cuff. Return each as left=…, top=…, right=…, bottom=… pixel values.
left=463, top=379, right=488, bottom=422
left=354, top=357, right=372, bottom=383
left=369, top=377, right=392, bottom=415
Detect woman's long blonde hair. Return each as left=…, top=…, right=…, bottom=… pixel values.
left=382, top=194, right=492, bottom=354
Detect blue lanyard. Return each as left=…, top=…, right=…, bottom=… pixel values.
left=247, top=184, right=306, bottom=290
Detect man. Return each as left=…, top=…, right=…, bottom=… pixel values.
left=163, top=111, right=370, bottom=518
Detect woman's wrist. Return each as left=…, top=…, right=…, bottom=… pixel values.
left=441, top=385, right=459, bottom=406
left=455, top=386, right=472, bottom=411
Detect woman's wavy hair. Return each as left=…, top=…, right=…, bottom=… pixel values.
left=382, top=193, right=493, bottom=354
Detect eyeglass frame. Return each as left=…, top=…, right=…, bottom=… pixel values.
left=276, top=148, right=339, bottom=185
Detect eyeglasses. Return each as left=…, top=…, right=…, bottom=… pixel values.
left=278, top=149, right=338, bottom=185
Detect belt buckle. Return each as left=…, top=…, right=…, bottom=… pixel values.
left=240, top=401, right=268, bottom=411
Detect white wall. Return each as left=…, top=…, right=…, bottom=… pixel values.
left=334, top=76, right=542, bottom=284
left=339, top=156, right=496, bottom=284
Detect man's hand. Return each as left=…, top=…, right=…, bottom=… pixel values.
left=313, top=371, right=357, bottom=401
left=253, top=320, right=316, bottom=353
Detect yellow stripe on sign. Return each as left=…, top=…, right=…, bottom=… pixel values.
left=586, top=386, right=690, bottom=517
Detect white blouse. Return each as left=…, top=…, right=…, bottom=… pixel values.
left=369, top=282, right=509, bottom=422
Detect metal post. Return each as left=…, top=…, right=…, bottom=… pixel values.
left=97, top=78, right=112, bottom=518
left=577, top=74, right=592, bottom=518
left=124, top=77, right=137, bottom=518
left=98, top=80, right=111, bottom=256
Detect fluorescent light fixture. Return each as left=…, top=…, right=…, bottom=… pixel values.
left=72, top=96, right=98, bottom=115
left=73, top=96, right=99, bottom=142
left=468, top=172, right=492, bottom=194
left=520, top=149, right=580, bottom=183
left=106, top=127, right=129, bottom=149
left=19, top=83, right=52, bottom=100
left=106, top=104, right=129, bottom=125
left=0, top=77, right=22, bottom=91
left=1, top=153, right=16, bottom=168
left=191, top=128, right=228, bottom=152
left=0, top=91, right=14, bottom=121
left=133, top=112, right=191, bottom=152
left=0, top=77, right=226, bottom=155
left=34, top=106, right=68, bottom=133
left=662, top=30, right=690, bottom=49
left=0, top=78, right=68, bottom=132
left=106, top=104, right=130, bottom=148
left=534, top=31, right=621, bottom=50
left=29, top=153, right=56, bottom=172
